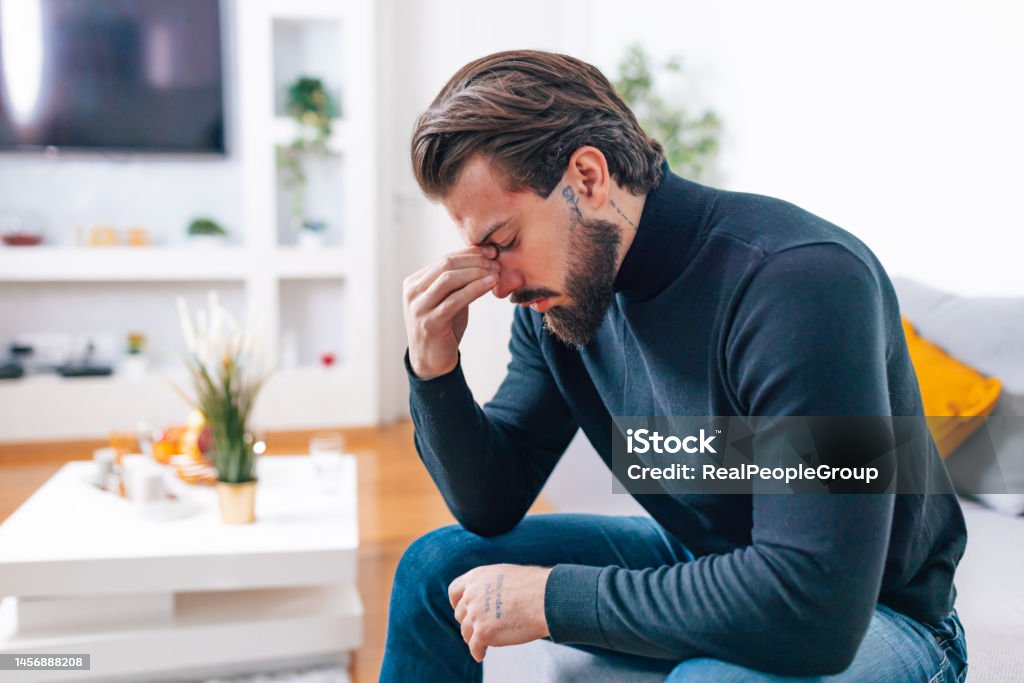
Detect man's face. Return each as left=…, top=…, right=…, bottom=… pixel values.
left=443, top=155, right=621, bottom=347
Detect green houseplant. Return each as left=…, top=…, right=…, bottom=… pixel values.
left=276, top=76, right=339, bottom=240
left=187, top=217, right=228, bottom=247
left=614, top=44, right=722, bottom=180
left=176, top=293, right=270, bottom=523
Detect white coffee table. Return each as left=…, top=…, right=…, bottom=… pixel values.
left=0, top=456, right=362, bottom=682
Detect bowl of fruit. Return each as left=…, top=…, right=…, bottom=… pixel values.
left=152, top=410, right=219, bottom=485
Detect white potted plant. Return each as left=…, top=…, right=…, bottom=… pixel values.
left=176, top=293, right=271, bottom=524
left=298, top=219, right=327, bottom=249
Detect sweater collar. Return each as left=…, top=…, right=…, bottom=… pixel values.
left=612, top=164, right=717, bottom=301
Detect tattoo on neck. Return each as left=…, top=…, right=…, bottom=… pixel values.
left=561, top=186, right=583, bottom=217
left=609, top=198, right=637, bottom=230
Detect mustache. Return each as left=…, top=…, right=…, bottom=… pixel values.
left=510, top=288, right=560, bottom=305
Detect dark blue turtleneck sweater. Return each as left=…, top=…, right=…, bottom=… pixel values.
left=405, top=168, right=966, bottom=675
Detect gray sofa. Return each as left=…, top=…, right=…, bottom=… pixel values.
left=485, top=278, right=1024, bottom=682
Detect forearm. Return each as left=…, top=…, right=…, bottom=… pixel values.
left=407, top=351, right=556, bottom=536
left=544, top=495, right=891, bottom=676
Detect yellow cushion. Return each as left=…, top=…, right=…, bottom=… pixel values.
left=903, top=318, right=1002, bottom=458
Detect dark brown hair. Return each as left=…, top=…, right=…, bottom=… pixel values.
left=411, top=50, right=665, bottom=200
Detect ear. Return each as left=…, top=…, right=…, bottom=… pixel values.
left=566, top=146, right=610, bottom=211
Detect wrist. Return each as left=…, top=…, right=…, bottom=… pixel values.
left=407, top=349, right=458, bottom=381
left=538, top=566, right=554, bottom=638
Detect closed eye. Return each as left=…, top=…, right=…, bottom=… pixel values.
left=494, top=237, right=517, bottom=253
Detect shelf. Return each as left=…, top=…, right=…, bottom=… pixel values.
left=0, top=246, right=352, bottom=282
left=273, top=116, right=347, bottom=155
left=0, top=246, right=249, bottom=282
left=0, top=365, right=372, bottom=441
left=274, top=246, right=350, bottom=279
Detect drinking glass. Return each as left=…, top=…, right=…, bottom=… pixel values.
left=309, top=432, right=345, bottom=494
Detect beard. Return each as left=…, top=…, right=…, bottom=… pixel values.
left=512, top=213, right=621, bottom=349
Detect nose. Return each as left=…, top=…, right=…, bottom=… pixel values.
left=491, top=266, right=524, bottom=299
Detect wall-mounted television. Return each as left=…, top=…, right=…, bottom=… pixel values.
left=0, top=0, right=225, bottom=154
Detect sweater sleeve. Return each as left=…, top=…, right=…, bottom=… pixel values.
left=544, top=244, right=896, bottom=676
left=407, top=306, right=578, bottom=537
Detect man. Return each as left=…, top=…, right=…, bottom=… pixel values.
left=382, top=50, right=967, bottom=681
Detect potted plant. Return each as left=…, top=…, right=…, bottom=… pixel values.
left=176, top=293, right=271, bottom=524
left=614, top=44, right=722, bottom=180
left=276, top=76, right=338, bottom=245
left=187, top=217, right=228, bottom=248
left=298, top=219, right=327, bottom=249
left=120, top=331, right=147, bottom=380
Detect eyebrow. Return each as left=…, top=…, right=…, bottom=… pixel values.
left=470, top=219, right=511, bottom=247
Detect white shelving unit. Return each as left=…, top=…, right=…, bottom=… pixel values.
left=0, top=246, right=352, bottom=282
left=0, top=0, right=379, bottom=441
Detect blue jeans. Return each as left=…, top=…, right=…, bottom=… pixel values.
left=380, top=514, right=967, bottom=682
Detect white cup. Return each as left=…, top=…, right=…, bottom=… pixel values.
left=92, top=447, right=117, bottom=488
left=126, top=465, right=165, bottom=504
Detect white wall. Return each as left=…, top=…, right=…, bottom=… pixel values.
left=581, top=0, right=1024, bottom=296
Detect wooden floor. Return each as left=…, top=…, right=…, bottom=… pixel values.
left=0, top=421, right=548, bottom=683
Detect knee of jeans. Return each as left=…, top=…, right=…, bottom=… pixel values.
left=392, top=525, right=482, bottom=605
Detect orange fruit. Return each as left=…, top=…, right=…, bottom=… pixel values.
left=152, top=439, right=178, bottom=465
left=163, top=426, right=186, bottom=449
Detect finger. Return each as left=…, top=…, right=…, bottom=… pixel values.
left=457, top=243, right=497, bottom=260
left=419, top=252, right=495, bottom=285
left=454, top=599, right=468, bottom=624
left=431, top=274, right=499, bottom=323
left=460, top=619, right=474, bottom=646
left=448, top=575, right=467, bottom=610
left=469, top=635, right=488, bottom=663
left=406, top=261, right=497, bottom=308
left=408, top=250, right=498, bottom=297
left=415, top=266, right=496, bottom=314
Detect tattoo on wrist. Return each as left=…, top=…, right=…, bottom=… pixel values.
left=561, top=186, right=583, bottom=217
left=495, top=574, right=505, bottom=619
left=610, top=198, right=637, bottom=230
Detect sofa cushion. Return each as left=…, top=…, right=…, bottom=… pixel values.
left=893, top=278, right=1024, bottom=516
left=892, top=278, right=1024, bottom=392
left=901, top=317, right=1002, bottom=457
